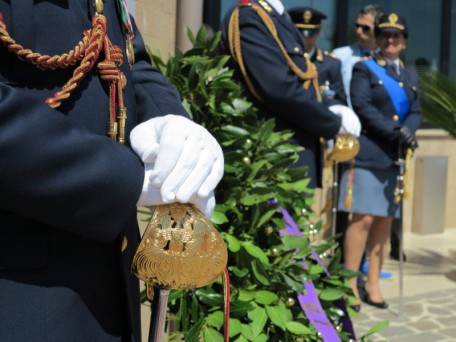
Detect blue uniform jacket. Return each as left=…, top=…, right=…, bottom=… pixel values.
left=350, top=55, right=422, bottom=169
left=311, top=48, right=347, bottom=106
left=0, top=1, right=187, bottom=341
left=219, top=1, right=341, bottom=188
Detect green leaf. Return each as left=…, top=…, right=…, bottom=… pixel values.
left=229, top=318, right=242, bottom=338
left=243, top=242, right=270, bottom=265
left=363, top=320, right=389, bottom=336
left=241, top=193, right=275, bottom=206
left=223, top=233, right=241, bottom=253
left=211, top=211, right=229, bottom=225
left=203, top=327, right=224, bottom=342
left=281, top=236, right=309, bottom=251
left=286, top=321, right=312, bottom=335
left=265, top=302, right=292, bottom=330
left=257, top=119, right=275, bottom=143
left=254, top=291, right=279, bottom=305
left=238, top=289, right=256, bottom=302
left=240, top=324, right=255, bottom=341
left=247, top=307, right=268, bottom=336
left=206, top=311, right=224, bottom=330
left=184, top=318, right=204, bottom=342
left=221, top=125, right=250, bottom=137
left=255, top=209, right=277, bottom=229
left=251, top=260, right=271, bottom=285
left=277, top=178, right=311, bottom=192
left=319, top=288, right=345, bottom=301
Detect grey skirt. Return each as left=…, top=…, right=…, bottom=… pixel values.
left=338, top=165, right=400, bottom=218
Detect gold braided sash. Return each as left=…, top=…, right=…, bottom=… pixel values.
left=228, top=2, right=321, bottom=102
left=0, top=2, right=127, bottom=143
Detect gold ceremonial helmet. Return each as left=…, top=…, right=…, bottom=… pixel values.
left=131, top=203, right=228, bottom=295
left=327, top=133, right=360, bottom=162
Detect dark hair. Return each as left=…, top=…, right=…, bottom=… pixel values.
left=359, top=4, right=385, bottom=25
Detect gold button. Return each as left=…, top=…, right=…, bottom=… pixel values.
left=378, top=80, right=383, bottom=85
left=412, top=86, right=417, bottom=91
left=121, top=73, right=127, bottom=89
left=393, top=115, right=399, bottom=122
left=304, top=52, right=309, bottom=58
left=121, top=236, right=128, bottom=252
left=294, top=47, right=300, bottom=52
left=94, top=0, right=104, bottom=14
left=399, top=82, right=404, bottom=87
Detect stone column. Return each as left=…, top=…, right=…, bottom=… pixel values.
left=176, top=0, right=204, bottom=52
left=135, top=0, right=178, bottom=59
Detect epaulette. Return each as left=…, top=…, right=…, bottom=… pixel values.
left=258, top=0, right=272, bottom=12
left=373, top=53, right=387, bottom=66
left=323, top=50, right=338, bottom=59
left=360, top=55, right=372, bottom=61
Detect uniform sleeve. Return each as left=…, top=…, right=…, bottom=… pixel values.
left=129, top=17, right=189, bottom=122
left=328, top=57, right=347, bottom=105
left=403, top=70, right=422, bottom=133
left=235, top=8, right=341, bottom=139
left=0, top=84, right=145, bottom=243
left=350, top=62, right=397, bottom=140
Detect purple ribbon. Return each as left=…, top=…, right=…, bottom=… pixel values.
left=277, top=206, right=355, bottom=341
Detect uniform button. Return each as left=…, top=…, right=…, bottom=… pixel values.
left=378, top=80, right=383, bottom=85
left=412, top=86, right=417, bottom=91
left=393, top=115, right=399, bottom=122
left=294, top=47, right=300, bottom=52
left=121, top=236, right=128, bottom=252
left=399, top=82, right=404, bottom=87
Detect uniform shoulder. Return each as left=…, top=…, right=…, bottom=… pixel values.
left=323, top=50, right=339, bottom=60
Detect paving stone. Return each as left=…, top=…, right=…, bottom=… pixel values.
left=408, top=319, right=441, bottom=331
left=377, top=325, right=415, bottom=338
left=370, top=310, right=409, bottom=323
left=389, top=332, right=448, bottom=342
left=429, top=298, right=454, bottom=305
left=440, top=327, right=456, bottom=338
left=427, top=306, right=452, bottom=316
left=403, top=302, right=424, bottom=317
left=439, top=317, right=456, bottom=326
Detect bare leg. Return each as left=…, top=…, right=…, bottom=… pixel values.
left=344, top=213, right=374, bottom=301
left=366, top=216, right=392, bottom=303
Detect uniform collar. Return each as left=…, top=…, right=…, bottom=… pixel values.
left=265, top=0, right=284, bottom=15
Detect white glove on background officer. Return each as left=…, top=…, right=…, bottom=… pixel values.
left=328, top=104, right=362, bottom=137
left=130, top=115, right=224, bottom=218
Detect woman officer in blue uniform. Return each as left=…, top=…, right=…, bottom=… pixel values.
left=338, top=13, right=421, bottom=309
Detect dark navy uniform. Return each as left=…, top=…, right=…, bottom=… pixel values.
left=219, top=0, right=342, bottom=188
left=0, top=1, right=187, bottom=341
left=310, top=49, right=347, bottom=106
left=288, top=6, right=346, bottom=105
left=351, top=54, right=421, bottom=168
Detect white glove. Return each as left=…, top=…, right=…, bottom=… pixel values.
left=328, top=104, right=361, bottom=137
left=131, top=115, right=224, bottom=217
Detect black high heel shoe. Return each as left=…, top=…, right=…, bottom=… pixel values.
left=350, top=304, right=361, bottom=313
left=359, top=286, right=388, bottom=309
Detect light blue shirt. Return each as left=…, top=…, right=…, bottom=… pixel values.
left=332, top=44, right=375, bottom=107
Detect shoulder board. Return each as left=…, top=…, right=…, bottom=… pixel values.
left=323, top=51, right=338, bottom=59
left=258, top=0, right=273, bottom=12
left=373, top=53, right=387, bottom=66
left=360, top=56, right=372, bottom=61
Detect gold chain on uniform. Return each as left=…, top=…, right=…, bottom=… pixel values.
left=228, top=1, right=321, bottom=102
left=0, top=0, right=128, bottom=144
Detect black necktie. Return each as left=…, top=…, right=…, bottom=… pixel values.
left=391, top=63, right=400, bottom=75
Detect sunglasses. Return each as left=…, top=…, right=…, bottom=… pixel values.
left=355, top=23, right=372, bottom=32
